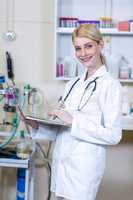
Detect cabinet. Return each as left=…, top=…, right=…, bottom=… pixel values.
left=54, top=0, right=133, bottom=81
left=54, top=0, right=133, bottom=130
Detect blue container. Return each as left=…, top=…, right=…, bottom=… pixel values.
left=16, top=168, right=26, bottom=200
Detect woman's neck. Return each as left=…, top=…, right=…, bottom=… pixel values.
left=84, top=64, right=102, bottom=81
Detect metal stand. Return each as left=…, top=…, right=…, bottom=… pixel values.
left=0, top=156, right=35, bottom=200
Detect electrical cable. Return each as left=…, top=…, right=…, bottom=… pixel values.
left=0, top=95, right=4, bottom=102
left=0, top=113, right=19, bottom=149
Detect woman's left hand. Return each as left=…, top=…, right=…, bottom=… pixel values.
left=49, top=109, right=73, bottom=126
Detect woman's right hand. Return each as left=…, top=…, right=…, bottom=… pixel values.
left=25, top=119, right=39, bottom=129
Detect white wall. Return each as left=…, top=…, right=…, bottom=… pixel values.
left=0, top=0, right=66, bottom=105
left=0, top=1, right=65, bottom=200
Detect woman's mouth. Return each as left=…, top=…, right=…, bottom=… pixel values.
left=80, top=56, right=93, bottom=63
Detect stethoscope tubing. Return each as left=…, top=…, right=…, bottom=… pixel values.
left=77, top=77, right=99, bottom=111
left=61, top=76, right=99, bottom=111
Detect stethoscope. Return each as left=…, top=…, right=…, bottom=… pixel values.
left=59, top=76, right=99, bottom=111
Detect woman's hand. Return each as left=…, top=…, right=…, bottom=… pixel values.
left=25, top=119, right=39, bottom=129
left=49, top=109, right=73, bottom=126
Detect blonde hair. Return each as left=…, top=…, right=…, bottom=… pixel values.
left=72, top=24, right=106, bottom=65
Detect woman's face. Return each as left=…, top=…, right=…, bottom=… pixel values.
left=74, top=37, right=103, bottom=69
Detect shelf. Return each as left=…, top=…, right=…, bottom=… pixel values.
left=119, top=79, right=133, bottom=83
left=55, top=76, right=72, bottom=81
left=57, top=27, right=133, bottom=36
left=0, top=158, right=29, bottom=168
left=55, top=78, right=133, bottom=82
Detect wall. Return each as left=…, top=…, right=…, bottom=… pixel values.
left=0, top=1, right=133, bottom=200
left=97, top=132, right=133, bottom=200
left=0, top=0, right=65, bottom=104
left=0, top=1, right=64, bottom=200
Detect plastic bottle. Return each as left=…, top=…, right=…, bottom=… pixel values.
left=119, top=56, right=130, bottom=79
left=23, top=84, right=31, bottom=114
left=16, top=130, right=32, bottom=159
left=130, top=66, right=133, bottom=79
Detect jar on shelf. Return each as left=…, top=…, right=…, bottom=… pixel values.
left=130, top=20, right=133, bottom=32
left=130, top=66, right=133, bottom=79
left=62, top=56, right=77, bottom=78
left=119, top=56, right=130, bottom=79
left=59, top=17, right=78, bottom=28
left=56, top=58, right=64, bottom=77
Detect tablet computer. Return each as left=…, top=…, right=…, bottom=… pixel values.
left=25, top=115, right=68, bottom=127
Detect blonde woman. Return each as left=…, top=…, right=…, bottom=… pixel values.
left=28, top=24, right=122, bottom=200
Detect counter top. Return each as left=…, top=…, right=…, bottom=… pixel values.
left=122, top=115, right=133, bottom=131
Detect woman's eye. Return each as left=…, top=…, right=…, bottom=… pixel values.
left=75, top=47, right=81, bottom=51
left=85, top=44, right=93, bottom=49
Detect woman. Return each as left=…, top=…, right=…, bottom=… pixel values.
left=30, top=24, right=122, bottom=200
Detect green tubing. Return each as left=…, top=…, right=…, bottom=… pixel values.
left=0, top=95, right=4, bottom=102
left=0, top=114, right=20, bottom=149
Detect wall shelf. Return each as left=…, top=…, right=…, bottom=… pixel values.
left=56, top=78, right=133, bottom=82
left=119, top=79, right=133, bottom=83
left=55, top=76, right=71, bottom=81
left=57, top=27, right=133, bottom=36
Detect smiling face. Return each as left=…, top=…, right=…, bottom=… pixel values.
left=74, top=37, right=104, bottom=71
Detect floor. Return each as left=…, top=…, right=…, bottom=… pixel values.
left=0, top=132, right=133, bottom=200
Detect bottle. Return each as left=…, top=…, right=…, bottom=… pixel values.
left=130, top=66, right=133, bottom=79
left=130, top=102, right=133, bottom=115
left=119, top=56, right=130, bottom=79
left=16, top=130, right=32, bottom=159
left=23, top=84, right=31, bottom=114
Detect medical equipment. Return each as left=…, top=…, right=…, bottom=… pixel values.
left=0, top=53, right=44, bottom=149
left=6, top=51, right=14, bottom=80
left=16, top=130, right=33, bottom=159
left=60, top=76, right=99, bottom=111
left=0, top=52, right=52, bottom=200
left=0, top=82, right=45, bottom=148
left=16, top=168, right=26, bottom=200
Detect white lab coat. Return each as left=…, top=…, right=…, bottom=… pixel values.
left=38, top=65, right=122, bottom=200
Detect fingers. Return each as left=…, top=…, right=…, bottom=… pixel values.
left=48, top=109, right=59, bottom=118
left=25, top=119, right=39, bottom=129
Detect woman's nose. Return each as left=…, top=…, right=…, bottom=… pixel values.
left=80, top=48, right=86, bottom=56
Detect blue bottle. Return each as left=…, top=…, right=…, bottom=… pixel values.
left=16, top=168, right=26, bottom=200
